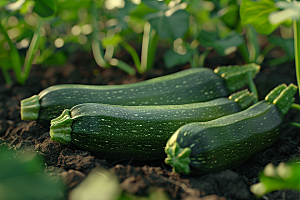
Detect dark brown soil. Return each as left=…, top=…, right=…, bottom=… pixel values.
left=1, top=51, right=300, bottom=200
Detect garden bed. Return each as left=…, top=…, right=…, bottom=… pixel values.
left=0, top=51, right=300, bottom=200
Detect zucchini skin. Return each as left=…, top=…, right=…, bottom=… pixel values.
left=21, top=64, right=260, bottom=120
left=164, top=84, right=298, bottom=175
left=24, top=68, right=227, bottom=120
left=166, top=101, right=283, bottom=174
left=50, top=91, right=254, bottom=160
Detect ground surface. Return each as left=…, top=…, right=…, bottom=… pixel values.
left=1, top=51, right=300, bottom=200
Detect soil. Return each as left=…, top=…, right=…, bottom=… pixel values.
left=1, top=50, right=300, bottom=200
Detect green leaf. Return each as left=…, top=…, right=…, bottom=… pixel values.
left=199, top=31, right=244, bottom=56
left=57, top=0, right=92, bottom=10
left=163, top=47, right=193, bottom=68
left=0, top=148, right=65, bottom=200
left=33, top=0, right=57, bottom=17
left=142, top=0, right=168, bottom=11
left=0, top=0, right=10, bottom=8
left=218, top=4, right=239, bottom=29
left=102, top=34, right=123, bottom=48
left=251, top=161, right=300, bottom=198
left=145, top=9, right=190, bottom=39
left=240, top=0, right=279, bottom=35
left=43, top=51, right=67, bottom=66
left=4, top=0, right=26, bottom=12
left=269, top=1, right=300, bottom=25
left=268, top=36, right=294, bottom=60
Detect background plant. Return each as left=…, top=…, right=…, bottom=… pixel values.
left=0, top=139, right=65, bottom=200
left=0, top=0, right=296, bottom=85
left=0, top=0, right=57, bottom=84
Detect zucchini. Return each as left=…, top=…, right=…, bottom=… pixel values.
left=49, top=90, right=256, bottom=160
left=21, top=64, right=260, bottom=121
left=164, top=84, right=298, bottom=175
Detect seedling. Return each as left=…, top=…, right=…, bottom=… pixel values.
left=0, top=0, right=56, bottom=84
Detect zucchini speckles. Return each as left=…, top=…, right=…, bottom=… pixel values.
left=21, top=64, right=260, bottom=120
left=50, top=89, right=255, bottom=160
left=165, top=84, right=297, bottom=175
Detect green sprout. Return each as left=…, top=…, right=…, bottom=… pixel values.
left=0, top=143, right=65, bottom=200
left=0, top=0, right=56, bottom=84
left=251, top=161, right=300, bottom=198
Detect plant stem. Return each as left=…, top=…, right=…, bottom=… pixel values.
left=291, top=103, right=300, bottom=111
left=140, top=21, right=153, bottom=74
left=22, top=18, right=41, bottom=82
left=1, top=68, right=12, bottom=84
left=238, top=43, right=250, bottom=64
left=109, top=59, right=136, bottom=75
left=91, top=1, right=109, bottom=68
left=120, top=41, right=141, bottom=70
left=293, top=12, right=300, bottom=97
left=247, top=71, right=258, bottom=103
left=256, top=43, right=276, bottom=64
left=146, top=29, right=158, bottom=71
left=289, top=122, right=300, bottom=128
left=267, top=55, right=289, bottom=66
left=246, top=25, right=260, bottom=63
left=198, top=50, right=210, bottom=67
left=0, top=20, right=23, bottom=84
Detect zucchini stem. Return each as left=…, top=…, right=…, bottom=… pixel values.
left=20, top=95, right=40, bottom=120
left=50, top=109, right=73, bottom=145
left=165, top=142, right=191, bottom=174
left=272, top=84, right=298, bottom=115
left=214, top=63, right=260, bottom=93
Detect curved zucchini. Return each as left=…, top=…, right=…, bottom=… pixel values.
left=21, top=64, right=260, bottom=120
left=164, top=84, right=298, bottom=175
left=49, top=90, right=256, bottom=160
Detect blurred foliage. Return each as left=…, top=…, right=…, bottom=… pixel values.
left=0, top=0, right=296, bottom=84
left=69, top=167, right=170, bottom=200
left=251, top=161, right=300, bottom=198
left=0, top=140, right=65, bottom=200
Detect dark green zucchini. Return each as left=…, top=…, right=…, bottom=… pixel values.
left=21, top=64, right=260, bottom=120
left=164, top=84, right=297, bottom=175
left=49, top=90, right=256, bottom=160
